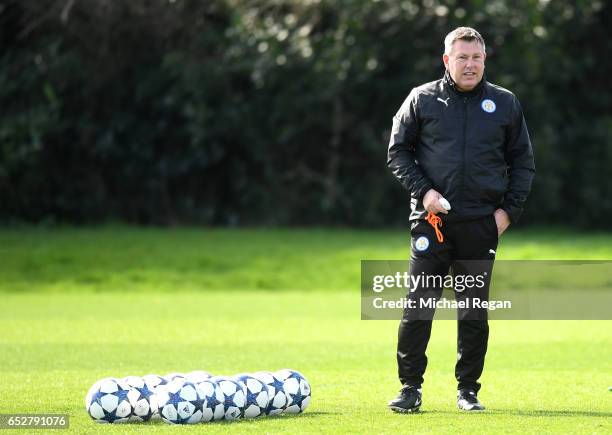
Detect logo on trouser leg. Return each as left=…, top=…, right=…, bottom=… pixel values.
left=415, top=236, right=429, bottom=252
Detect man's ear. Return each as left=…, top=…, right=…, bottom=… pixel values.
left=442, top=54, right=449, bottom=69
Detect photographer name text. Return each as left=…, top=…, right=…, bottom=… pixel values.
left=372, top=297, right=511, bottom=311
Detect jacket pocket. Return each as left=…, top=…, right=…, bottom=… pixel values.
left=491, top=214, right=499, bottom=238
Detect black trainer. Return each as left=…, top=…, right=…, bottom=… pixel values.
left=457, top=389, right=485, bottom=411
left=388, top=385, right=422, bottom=413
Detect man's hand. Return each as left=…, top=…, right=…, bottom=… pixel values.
left=423, top=189, right=448, bottom=214
left=494, top=208, right=511, bottom=236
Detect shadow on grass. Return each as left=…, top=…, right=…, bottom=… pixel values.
left=202, top=412, right=341, bottom=427
left=236, top=412, right=340, bottom=422
left=132, top=412, right=340, bottom=427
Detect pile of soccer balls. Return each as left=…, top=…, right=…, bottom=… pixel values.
left=85, top=369, right=311, bottom=424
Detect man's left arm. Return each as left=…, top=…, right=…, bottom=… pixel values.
left=500, top=95, right=536, bottom=226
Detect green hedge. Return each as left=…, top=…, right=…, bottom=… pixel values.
left=1, top=0, right=610, bottom=227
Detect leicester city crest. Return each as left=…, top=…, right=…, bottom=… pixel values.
left=481, top=99, right=496, bottom=113
left=415, top=236, right=429, bottom=252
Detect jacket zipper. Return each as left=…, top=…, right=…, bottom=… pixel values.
left=460, top=97, right=468, bottom=212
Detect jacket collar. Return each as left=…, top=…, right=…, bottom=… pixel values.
left=443, top=69, right=485, bottom=98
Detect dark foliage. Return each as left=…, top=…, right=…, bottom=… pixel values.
left=1, top=0, right=610, bottom=227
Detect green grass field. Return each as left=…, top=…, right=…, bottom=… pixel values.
left=1, top=227, right=611, bottom=434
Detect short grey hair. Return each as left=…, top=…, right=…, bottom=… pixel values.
left=444, top=27, right=486, bottom=55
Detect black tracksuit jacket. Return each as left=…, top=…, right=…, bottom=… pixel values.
left=387, top=72, right=536, bottom=223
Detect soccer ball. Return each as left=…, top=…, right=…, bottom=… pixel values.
left=234, top=374, right=269, bottom=418
left=196, top=379, right=226, bottom=422
left=275, top=369, right=311, bottom=413
left=123, top=376, right=157, bottom=422
left=210, top=376, right=245, bottom=420
left=85, top=378, right=132, bottom=423
left=252, top=371, right=288, bottom=416
left=141, top=374, right=167, bottom=420
left=156, top=380, right=204, bottom=424
left=185, top=370, right=212, bottom=384
left=164, top=373, right=187, bottom=383
left=85, top=377, right=112, bottom=409
left=142, top=374, right=167, bottom=389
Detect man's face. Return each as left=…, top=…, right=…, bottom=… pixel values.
left=443, top=39, right=486, bottom=91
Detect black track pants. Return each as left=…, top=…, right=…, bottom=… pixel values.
left=397, top=214, right=499, bottom=393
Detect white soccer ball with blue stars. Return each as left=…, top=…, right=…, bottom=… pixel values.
left=141, top=374, right=168, bottom=420
left=234, top=374, right=270, bottom=418
left=210, top=376, right=245, bottom=420
left=142, top=374, right=167, bottom=390
left=85, top=378, right=132, bottom=423
left=155, top=380, right=204, bottom=424
left=196, top=379, right=226, bottom=422
left=164, top=373, right=187, bottom=383
left=123, top=376, right=157, bottom=422
left=252, top=371, right=288, bottom=415
left=275, top=369, right=311, bottom=413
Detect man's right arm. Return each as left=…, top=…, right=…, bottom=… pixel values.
left=387, top=90, right=433, bottom=200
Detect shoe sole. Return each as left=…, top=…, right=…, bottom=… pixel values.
left=457, top=406, right=485, bottom=412
left=388, top=405, right=421, bottom=413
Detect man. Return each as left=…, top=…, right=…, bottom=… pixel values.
left=386, top=27, right=535, bottom=412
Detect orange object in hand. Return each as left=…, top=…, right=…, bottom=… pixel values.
left=426, top=212, right=444, bottom=243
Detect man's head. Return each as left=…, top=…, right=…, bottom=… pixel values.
left=442, top=27, right=486, bottom=92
